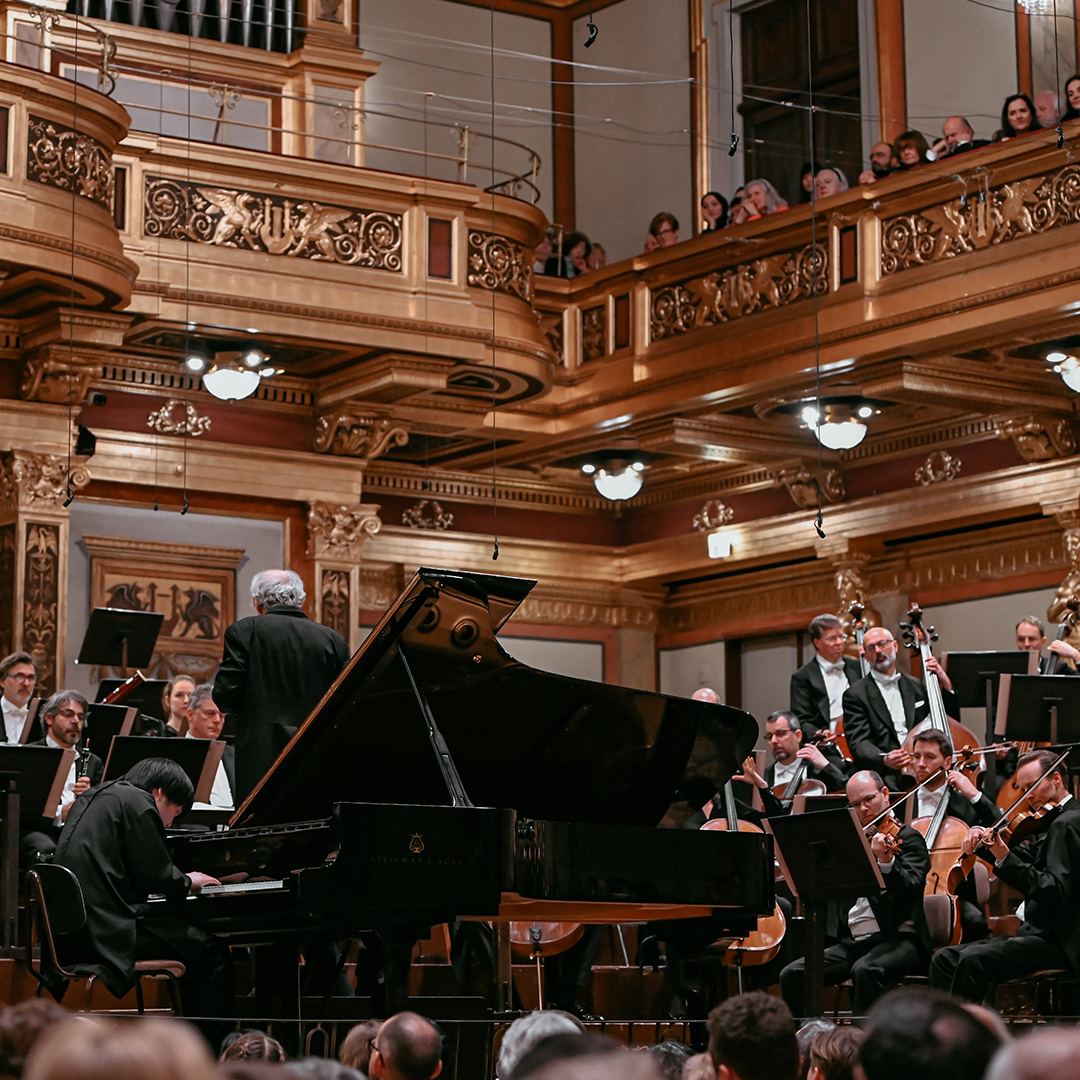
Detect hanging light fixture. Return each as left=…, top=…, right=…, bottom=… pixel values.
left=198, top=349, right=278, bottom=401
left=801, top=402, right=876, bottom=450
left=1047, top=351, right=1080, bottom=392
left=590, top=459, right=645, bottom=501
left=1018, top=0, right=1053, bottom=14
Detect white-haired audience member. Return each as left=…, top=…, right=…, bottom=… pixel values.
left=496, top=1010, right=584, bottom=1080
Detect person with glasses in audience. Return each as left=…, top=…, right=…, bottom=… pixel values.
left=0, top=651, right=38, bottom=744
left=648, top=212, right=680, bottom=248
left=366, top=1012, right=443, bottom=1080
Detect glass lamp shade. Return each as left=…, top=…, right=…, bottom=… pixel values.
left=593, top=467, right=644, bottom=501
left=815, top=420, right=868, bottom=450
left=202, top=366, right=261, bottom=401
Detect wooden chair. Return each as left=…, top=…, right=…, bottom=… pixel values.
left=26, top=864, right=185, bottom=1014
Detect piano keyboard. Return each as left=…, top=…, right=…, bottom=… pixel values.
left=197, top=879, right=286, bottom=896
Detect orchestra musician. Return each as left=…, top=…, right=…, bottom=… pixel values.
left=789, top=614, right=863, bottom=744
left=21, top=691, right=104, bottom=865
left=215, top=569, right=350, bottom=802
left=841, top=626, right=957, bottom=787
left=929, top=749, right=1080, bottom=1001
left=0, top=651, right=38, bottom=744
left=161, top=674, right=196, bottom=736
left=779, top=770, right=932, bottom=1017
left=52, top=758, right=230, bottom=1023
left=1016, top=615, right=1080, bottom=673
left=759, top=710, right=850, bottom=793
left=184, top=684, right=233, bottom=810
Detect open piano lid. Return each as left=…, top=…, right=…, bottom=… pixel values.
left=233, top=567, right=758, bottom=830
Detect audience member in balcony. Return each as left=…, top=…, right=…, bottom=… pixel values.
left=799, top=162, right=816, bottom=203
left=857, top=142, right=899, bottom=184
left=894, top=130, right=933, bottom=168
left=649, top=213, right=680, bottom=248
left=587, top=244, right=606, bottom=271
left=1035, top=90, right=1061, bottom=129
left=643, top=232, right=661, bottom=254
left=700, top=191, right=729, bottom=231
left=814, top=167, right=849, bottom=198
left=1061, top=74, right=1080, bottom=122
left=995, top=93, right=1041, bottom=140
left=933, top=116, right=990, bottom=158
left=561, top=232, right=593, bottom=277
left=533, top=231, right=554, bottom=276
left=746, top=179, right=790, bottom=217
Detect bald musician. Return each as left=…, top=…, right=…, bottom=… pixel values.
left=841, top=626, right=956, bottom=788
left=779, top=770, right=932, bottom=1017
left=930, top=749, right=1080, bottom=1001
left=789, top=614, right=863, bottom=745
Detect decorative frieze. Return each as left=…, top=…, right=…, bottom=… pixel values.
left=23, top=522, right=60, bottom=697
left=20, top=354, right=100, bottom=406
left=997, top=414, right=1077, bottom=462
left=147, top=399, right=211, bottom=437
left=466, top=230, right=532, bottom=300
left=914, top=450, right=961, bottom=486
left=26, top=116, right=114, bottom=210
left=0, top=451, right=90, bottom=514
left=144, top=176, right=403, bottom=270
left=582, top=304, right=606, bottom=362
left=312, top=410, right=408, bottom=459
left=772, top=464, right=845, bottom=509
left=881, top=164, right=1080, bottom=274
left=307, top=501, right=382, bottom=560
left=517, top=584, right=660, bottom=632
left=692, top=499, right=734, bottom=532
left=402, top=499, right=454, bottom=530
left=319, top=568, right=351, bottom=638
left=650, top=243, right=828, bottom=341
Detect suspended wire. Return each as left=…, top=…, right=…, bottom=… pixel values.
left=62, top=15, right=82, bottom=509
left=489, top=0, right=499, bottom=561
left=727, top=0, right=738, bottom=156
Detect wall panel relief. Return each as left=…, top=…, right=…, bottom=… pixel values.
left=466, top=230, right=532, bottom=299
left=26, top=116, right=114, bottom=209
left=0, top=525, right=14, bottom=659
left=320, top=568, right=351, bottom=638
left=23, top=522, right=59, bottom=696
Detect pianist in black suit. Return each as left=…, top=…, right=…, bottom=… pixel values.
left=789, top=613, right=863, bottom=744
left=215, top=569, right=350, bottom=802
left=53, top=757, right=231, bottom=1021
left=20, top=691, right=104, bottom=865
left=842, top=626, right=956, bottom=788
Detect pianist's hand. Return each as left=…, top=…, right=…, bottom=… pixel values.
left=187, top=872, right=221, bottom=891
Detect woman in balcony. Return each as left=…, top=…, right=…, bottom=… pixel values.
left=894, top=130, right=933, bottom=168
left=814, top=167, right=849, bottom=199
left=994, top=93, right=1041, bottom=140
left=731, top=179, right=788, bottom=225
left=1061, top=75, right=1080, bottom=123
left=701, top=191, right=730, bottom=232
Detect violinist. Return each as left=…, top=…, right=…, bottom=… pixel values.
left=790, top=614, right=863, bottom=744
left=930, top=749, right=1080, bottom=1002
left=761, top=711, right=849, bottom=794
left=841, top=627, right=957, bottom=787
left=779, top=771, right=932, bottom=1017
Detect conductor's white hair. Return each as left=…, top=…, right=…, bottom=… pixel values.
left=496, top=1010, right=584, bottom=1080
left=250, top=569, right=306, bottom=609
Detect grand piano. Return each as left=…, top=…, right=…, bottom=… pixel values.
left=169, top=567, right=773, bottom=1012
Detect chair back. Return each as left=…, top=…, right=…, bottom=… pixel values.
left=28, top=863, right=87, bottom=971
left=923, top=893, right=960, bottom=949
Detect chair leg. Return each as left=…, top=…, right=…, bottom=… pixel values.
left=134, top=976, right=145, bottom=1015
left=165, top=972, right=183, bottom=1016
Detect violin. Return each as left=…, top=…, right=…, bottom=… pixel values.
left=865, top=814, right=903, bottom=857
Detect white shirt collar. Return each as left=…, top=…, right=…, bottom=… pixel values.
left=871, top=669, right=902, bottom=688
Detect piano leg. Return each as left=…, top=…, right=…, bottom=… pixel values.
left=493, top=922, right=513, bottom=1014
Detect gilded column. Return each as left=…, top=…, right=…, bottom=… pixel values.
left=0, top=450, right=90, bottom=695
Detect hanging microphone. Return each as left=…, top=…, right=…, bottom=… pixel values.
left=180, top=499, right=189, bottom=515
left=1058, top=124, right=1065, bottom=149
left=492, top=540, right=499, bottom=561
left=814, top=509, right=826, bottom=539
left=728, top=132, right=740, bottom=158
left=584, top=18, right=598, bottom=47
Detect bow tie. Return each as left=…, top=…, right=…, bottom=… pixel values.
left=874, top=672, right=901, bottom=687
left=822, top=663, right=846, bottom=675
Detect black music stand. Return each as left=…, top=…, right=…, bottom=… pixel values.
left=764, top=808, right=883, bottom=1018
left=0, top=746, right=74, bottom=955
left=16, top=698, right=43, bottom=745
left=75, top=607, right=163, bottom=677
left=94, top=679, right=170, bottom=725
left=102, top=735, right=223, bottom=805
left=791, top=792, right=849, bottom=815
left=82, top=703, right=137, bottom=758
left=996, top=674, right=1080, bottom=745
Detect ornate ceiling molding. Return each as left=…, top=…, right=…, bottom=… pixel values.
left=307, top=501, right=383, bottom=561
left=997, top=414, right=1078, bottom=462
left=312, top=410, right=408, bottom=459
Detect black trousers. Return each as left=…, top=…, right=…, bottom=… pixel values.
left=929, top=925, right=1073, bottom=1002
left=780, top=931, right=928, bottom=1017
left=137, top=915, right=233, bottom=1019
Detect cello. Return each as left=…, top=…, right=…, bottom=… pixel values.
left=700, top=778, right=786, bottom=966
left=771, top=731, right=832, bottom=802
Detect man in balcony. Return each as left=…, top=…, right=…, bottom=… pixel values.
left=858, top=142, right=898, bottom=184
left=934, top=116, right=989, bottom=158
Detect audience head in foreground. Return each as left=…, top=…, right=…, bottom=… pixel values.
left=858, top=988, right=1000, bottom=1080
left=219, top=1031, right=286, bottom=1064
left=510, top=1033, right=659, bottom=1080
left=984, top=1026, right=1080, bottom=1080
left=0, top=999, right=68, bottom=1079
left=339, top=1019, right=382, bottom=1076
left=806, top=1025, right=863, bottom=1080
left=707, top=991, right=799, bottom=1080
left=497, top=1010, right=584, bottom=1080
left=369, top=1012, right=443, bottom=1080
left=23, top=1017, right=217, bottom=1080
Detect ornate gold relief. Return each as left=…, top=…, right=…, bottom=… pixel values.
left=1048, top=509, right=1080, bottom=644
left=692, top=499, right=734, bottom=531
left=650, top=243, right=828, bottom=341
left=914, top=450, right=961, bottom=485
left=881, top=165, right=1080, bottom=274
left=466, top=230, right=532, bottom=300
left=517, top=584, right=660, bottom=631
left=312, top=411, right=409, bottom=459
left=307, top=501, right=382, bottom=560
left=582, top=305, right=606, bottom=362
left=144, top=176, right=403, bottom=270
left=772, top=464, right=845, bottom=509
left=536, top=310, right=564, bottom=364
left=830, top=551, right=881, bottom=643
left=147, top=399, right=211, bottom=437
left=23, top=522, right=59, bottom=696
left=0, top=450, right=90, bottom=514
left=20, top=354, right=99, bottom=405
left=402, top=499, right=454, bottom=530
left=320, top=568, right=350, bottom=638
left=26, top=116, right=114, bottom=210
left=358, top=563, right=403, bottom=611
left=997, top=414, right=1077, bottom=462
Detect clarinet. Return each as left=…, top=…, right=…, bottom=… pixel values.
left=75, top=744, right=91, bottom=781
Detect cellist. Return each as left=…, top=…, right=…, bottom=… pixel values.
left=930, top=749, right=1080, bottom=1001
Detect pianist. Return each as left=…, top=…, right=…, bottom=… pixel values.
left=52, top=757, right=232, bottom=1021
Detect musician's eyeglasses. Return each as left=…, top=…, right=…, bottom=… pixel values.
left=862, top=640, right=896, bottom=653
left=3, top=673, right=35, bottom=682
left=55, top=709, right=85, bottom=720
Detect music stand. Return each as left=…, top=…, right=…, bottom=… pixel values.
left=17, top=698, right=43, bottom=745
left=0, top=746, right=74, bottom=954
left=102, top=735, right=223, bottom=804
left=942, top=651, right=1036, bottom=792
left=764, top=808, right=883, bottom=1017
left=791, top=792, right=849, bottom=815
left=996, top=674, right=1080, bottom=745
left=75, top=607, right=164, bottom=677
left=83, top=703, right=137, bottom=758
left=94, top=679, right=170, bottom=724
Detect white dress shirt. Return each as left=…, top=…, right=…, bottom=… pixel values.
left=871, top=669, right=908, bottom=742
left=772, top=759, right=800, bottom=788
left=185, top=733, right=233, bottom=809
left=816, top=655, right=851, bottom=722
left=1, top=695, right=27, bottom=744
left=917, top=782, right=981, bottom=819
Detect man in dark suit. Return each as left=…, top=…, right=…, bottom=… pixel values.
left=0, top=651, right=38, bottom=744
left=184, top=683, right=233, bottom=808
left=780, top=770, right=932, bottom=1017
left=1016, top=615, right=1080, bottom=674
left=930, top=749, right=1080, bottom=1001
left=215, top=569, right=350, bottom=802
left=761, top=710, right=849, bottom=796
left=53, top=757, right=230, bottom=1022
left=790, top=614, right=863, bottom=745
left=842, top=625, right=956, bottom=787
left=21, top=690, right=104, bottom=864
left=936, top=116, right=990, bottom=157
